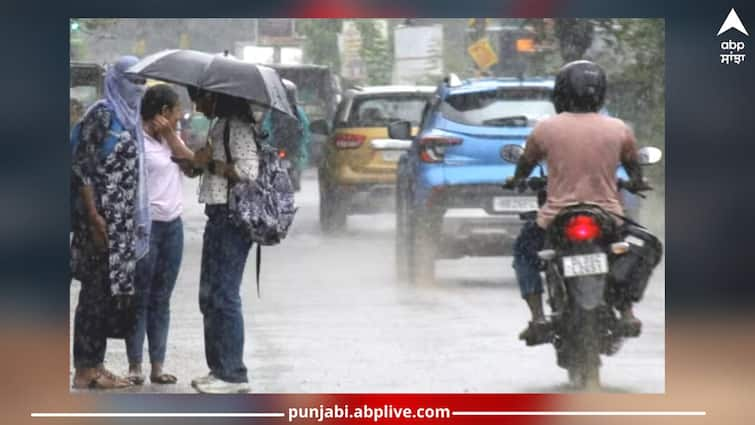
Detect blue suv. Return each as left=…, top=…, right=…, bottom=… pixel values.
left=392, top=77, right=637, bottom=283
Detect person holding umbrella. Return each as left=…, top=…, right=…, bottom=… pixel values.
left=183, top=88, right=258, bottom=394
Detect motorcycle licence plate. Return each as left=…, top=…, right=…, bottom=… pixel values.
left=281, top=159, right=291, bottom=168
left=562, top=253, right=608, bottom=277
left=492, top=196, right=538, bottom=212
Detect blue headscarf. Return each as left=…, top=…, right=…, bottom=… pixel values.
left=105, top=56, right=151, bottom=260
left=105, top=56, right=145, bottom=131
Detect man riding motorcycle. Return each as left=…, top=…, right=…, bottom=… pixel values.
left=503, top=60, right=652, bottom=345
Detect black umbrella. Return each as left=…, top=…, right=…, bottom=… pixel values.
left=127, top=49, right=295, bottom=118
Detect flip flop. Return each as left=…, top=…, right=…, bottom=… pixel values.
left=127, top=373, right=145, bottom=385
left=150, top=373, right=178, bottom=384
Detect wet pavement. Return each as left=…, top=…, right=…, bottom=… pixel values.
left=70, top=169, right=665, bottom=393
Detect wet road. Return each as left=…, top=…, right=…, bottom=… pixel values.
left=70, top=169, right=665, bottom=393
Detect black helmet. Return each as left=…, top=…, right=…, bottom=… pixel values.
left=552, top=60, right=607, bottom=113
left=281, top=79, right=297, bottom=108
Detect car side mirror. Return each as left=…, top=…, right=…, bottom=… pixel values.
left=500, top=144, right=524, bottom=164
left=309, top=119, right=330, bottom=135
left=637, top=147, right=662, bottom=165
left=388, top=121, right=412, bottom=140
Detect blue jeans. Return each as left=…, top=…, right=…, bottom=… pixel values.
left=512, top=221, right=546, bottom=298
left=199, top=205, right=252, bottom=383
left=126, top=218, right=183, bottom=365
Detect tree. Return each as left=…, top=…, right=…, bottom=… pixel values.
left=355, top=20, right=392, bottom=85
left=297, top=20, right=342, bottom=71
left=554, top=18, right=595, bottom=62
left=70, top=19, right=119, bottom=61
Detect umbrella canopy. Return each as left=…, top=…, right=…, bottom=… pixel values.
left=127, top=49, right=295, bottom=118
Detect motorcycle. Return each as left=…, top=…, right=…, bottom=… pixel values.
left=264, top=123, right=303, bottom=192
left=501, top=144, right=664, bottom=390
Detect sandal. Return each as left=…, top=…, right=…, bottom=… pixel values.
left=127, top=372, right=145, bottom=385
left=73, top=369, right=132, bottom=390
left=150, top=373, right=178, bottom=384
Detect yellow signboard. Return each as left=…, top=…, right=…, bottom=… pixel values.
left=467, top=37, right=498, bottom=70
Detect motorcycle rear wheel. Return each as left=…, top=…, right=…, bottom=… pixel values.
left=565, top=308, right=602, bottom=391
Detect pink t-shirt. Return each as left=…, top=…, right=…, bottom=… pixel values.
left=144, top=132, right=184, bottom=222
left=523, top=112, right=637, bottom=229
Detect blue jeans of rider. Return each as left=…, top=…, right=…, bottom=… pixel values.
left=199, top=205, right=253, bottom=383
left=126, top=217, right=184, bottom=365
left=512, top=221, right=546, bottom=298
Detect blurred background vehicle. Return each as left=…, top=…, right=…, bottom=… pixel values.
left=268, top=64, right=341, bottom=167
left=69, top=62, right=105, bottom=126
left=319, top=85, right=434, bottom=233
left=394, top=76, right=639, bottom=284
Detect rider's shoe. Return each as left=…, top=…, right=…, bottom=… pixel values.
left=617, top=307, right=642, bottom=337
left=518, top=318, right=554, bottom=346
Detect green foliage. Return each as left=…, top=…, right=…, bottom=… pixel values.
left=297, top=20, right=342, bottom=71
left=70, top=19, right=119, bottom=61
left=355, top=20, right=392, bottom=85
left=522, top=18, right=665, bottom=181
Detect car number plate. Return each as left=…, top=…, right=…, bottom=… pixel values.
left=381, top=151, right=402, bottom=162
left=562, top=253, right=609, bottom=278
left=492, top=196, right=538, bottom=212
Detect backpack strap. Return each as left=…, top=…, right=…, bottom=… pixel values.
left=222, top=118, right=233, bottom=201
left=256, top=244, right=261, bottom=299
left=224, top=118, right=262, bottom=299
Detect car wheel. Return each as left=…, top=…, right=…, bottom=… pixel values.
left=410, top=213, right=437, bottom=285
left=319, top=174, right=346, bottom=234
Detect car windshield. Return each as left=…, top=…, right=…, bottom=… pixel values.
left=440, top=88, right=555, bottom=126
left=343, top=94, right=429, bottom=127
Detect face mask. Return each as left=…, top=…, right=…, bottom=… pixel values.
left=121, top=79, right=146, bottom=109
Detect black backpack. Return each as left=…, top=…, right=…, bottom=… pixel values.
left=222, top=119, right=297, bottom=296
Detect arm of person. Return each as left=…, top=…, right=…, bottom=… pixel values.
left=153, top=115, right=194, bottom=160
left=72, top=106, right=109, bottom=251
left=503, top=128, right=544, bottom=188
left=79, top=184, right=108, bottom=251
left=619, top=124, right=652, bottom=191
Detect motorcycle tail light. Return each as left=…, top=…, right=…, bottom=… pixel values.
left=564, top=215, right=601, bottom=242
left=419, top=136, right=462, bottom=163
left=334, top=133, right=366, bottom=149
left=278, top=149, right=287, bottom=159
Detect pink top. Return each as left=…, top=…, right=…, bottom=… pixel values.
left=143, top=132, right=184, bottom=222
left=523, top=112, right=637, bottom=229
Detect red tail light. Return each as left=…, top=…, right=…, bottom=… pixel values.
left=334, top=133, right=366, bottom=149
left=278, top=149, right=287, bottom=159
left=564, top=215, right=602, bottom=242
left=419, top=136, right=462, bottom=163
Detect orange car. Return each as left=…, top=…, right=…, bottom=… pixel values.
left=318, top=86, right=435, bottom=232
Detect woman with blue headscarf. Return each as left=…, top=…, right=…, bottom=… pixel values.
left=71, top=56, right=150, bottom=389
